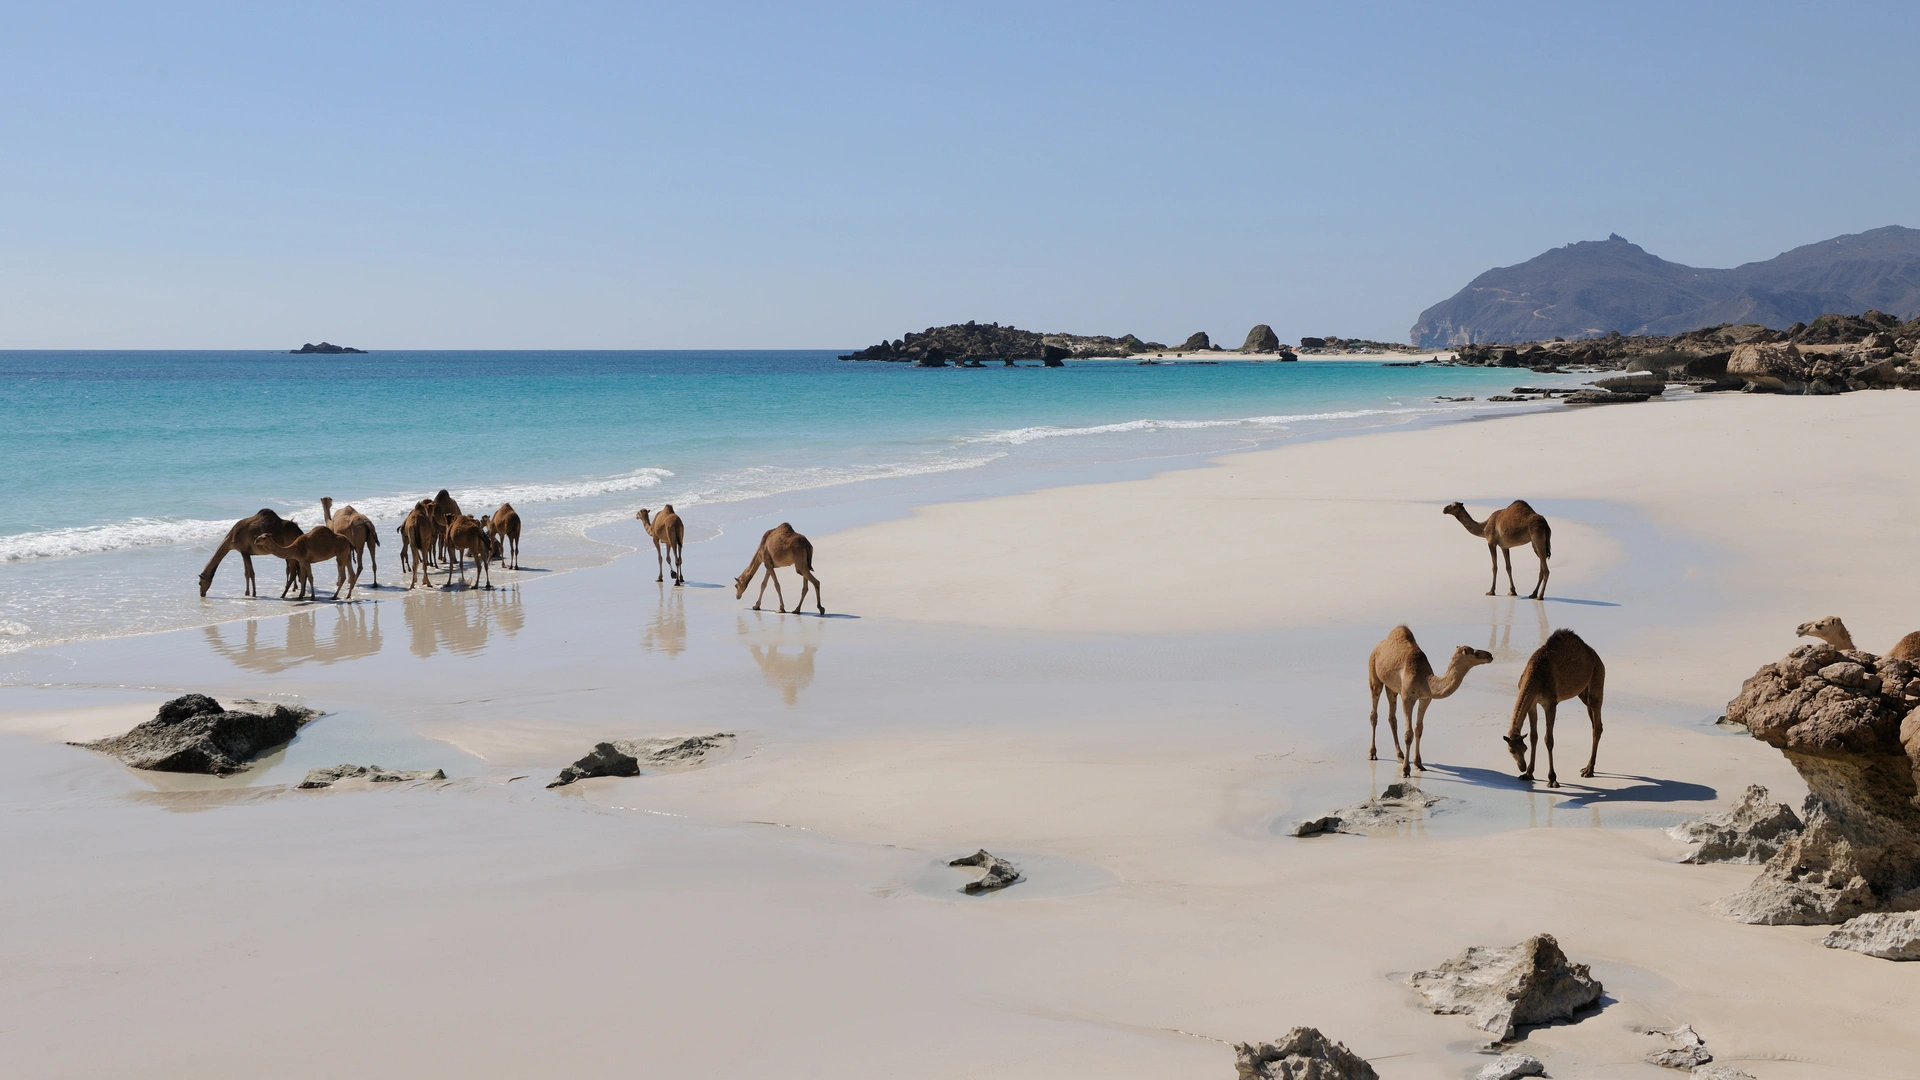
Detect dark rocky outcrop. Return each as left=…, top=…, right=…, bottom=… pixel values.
left=948, top=849, right=1022, bottom=893
left=1718, top=643, right=1920, bottom=924
left=290, top=342, right=366, bottom=354
left=1239, top=325, right=1282, bottom=353
left=74, top=694, right=319, bottom=774
left=1232, top=1027, right=1377, bottom=1080
left=548, top=742, right=641, bottom=788
left=839, top=322, right=1168, bottom=363
left=1562, top=389, right=1649, bottom=405
left=1291, top=780, right=1444, bottom=836
left=1821, top=911, right=1920, bottom=959
left=1669, top=785, right=1803, bottom=864
left=547, top=733, right=734, bottom=788
left=1405, top=934, right=1603, bottom=1041
left=1177, top=332, right=1214, bottom=352
left=299, top=764, right=446, bottom=788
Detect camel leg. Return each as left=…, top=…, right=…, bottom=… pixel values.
left=367, top=539, right=377, bottom=587
left=1542, top=699, right=1560, bottom=788
left=654, top=539, right=665, bottom=583
left=1411, top=697, right=1430, bottom=773
left=1367, top=678, right=1383, bottom=760
left=1579, top=688, right=1602, bottom=779
left=1530, top=549, right=1549, bottom=601
left=1385, top=690, right=1405, bottom=764
left=241, top=552, right=257, bottom=598
left=1485, top=542, right=1498, bottom=596
left=1520, top=704, right=1539, bottom=781
left=806, top=570, right=824, bottom=614
left=511, top=537, right=520, bottom=571
left=753, top=566, right=776, bottom=611
left=794, top=568, right=812, bottom=614
left=768, top=566, right=788, bottom=613
left=1501, top=546, right=1518, bottom=597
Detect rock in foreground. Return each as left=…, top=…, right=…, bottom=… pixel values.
left=1476, top=1054, right=1544, bottom=1080
left=1688, top=1067, right=1754, bottom=1080
left=1641, top=1024, right=1712, bottom=1068
left=1718, top=643, right=1920, bottom=924
left=547, top=733, right=735, bottom=788
left=1668, top=784, right=1803, bottom=864
left=299, top=764, right=446, bottom=789
left=1232, top=1027, right=1377, bottom=1080
left=948, top=849, right=1023, bottom=893
left=1405, top=933, right=1603, bottom=1041
left=1821, top=911, right=1920, bottom=960
left=548, top=742, right=641, bottom=788
left=1292, top=781, right=1444, bottom=836
left=74, top=694, right=318, bottom=775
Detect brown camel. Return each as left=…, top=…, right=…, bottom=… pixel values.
left=444, top=514, right=492, bottom=589
left=320, top=497, right=380, bottom=586
left=260, top=525, right=361, bottom=600
left=398, top=500, right=437, bottom=584
left=1366, top=626, right=1493, bottom=777
left=1796, top=616, right=1920, bottom=664
left=488, top=503, right=522, bottom=570
left=733, top=523, right=823, bottom=614
left=429, top=489, right=462, bottom=563
left=1443, top=500, right=1553, bottom=600
left=198, top=509, right=304, bottom=597
left=1504, top=628, right=1604, bottom=787
left=635, top=505, right=684, bottom=585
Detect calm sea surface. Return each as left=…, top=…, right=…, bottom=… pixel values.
left=0, top=350, right=1579, bottom=651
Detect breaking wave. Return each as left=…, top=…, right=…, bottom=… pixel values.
left=968, top=407, right=1430, bottom=446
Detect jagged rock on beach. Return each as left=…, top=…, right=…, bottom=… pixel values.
left=548, top=742, right=641, bottom=788
left=1475, top=1053, right=1545, bottom=1080
left=547, top=733, right=734, bottom=788
left=1641, top=1024, right=1712, bottom=1068
left=1716, top=642, right=1920, bottom=924
left=1404, top=933, right=1603, bottom=1041
left=299, top=764, right=446, bottom=789
left=1232, top=1027, right=1377, bottom=1080
left=1820, top=910, right=1920, bottom=960
left=73, top=694, right=319, bottom=775
left=1669, top=784, right=1803, bottom=864
left=1563, top=389, right=1649, bottom=404
left=1291, top=781, right=1444, bottom=837
left=1688, top=1067, right=1755, bottom=1080
left=948, top=849, right=1023, bottom=893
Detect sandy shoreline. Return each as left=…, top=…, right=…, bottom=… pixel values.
left=3, top=390, right=1918, bottom=1077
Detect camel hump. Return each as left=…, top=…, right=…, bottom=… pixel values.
left=1507, top=499, right=1536, bottom=513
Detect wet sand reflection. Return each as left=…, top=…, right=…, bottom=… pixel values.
left=203, top=605, right=382, bottom=673
left=738, top=613, right=819, bottom=705
left=403, top=586, right=524, bottom=658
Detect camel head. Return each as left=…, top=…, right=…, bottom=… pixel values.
left=1449, top=645, right=1495, bottom=672
left=733, top=571, right=751, bottom=599
left=1503, top=732, right=1529, bottom=772
left=1797, top=616, right=1853, bottom=650
left=635, top=508, right=653, bottom=526
left=321, top=496, right=333, bottom=521
left=1441, top=502, right=1465, bottom=517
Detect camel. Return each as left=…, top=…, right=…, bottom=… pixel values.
left=259, top=525, right=361, bottom=600
left=443, top=514, right=492, bottom=589
left=398, top=500, right=437, bottom=584
left=635, top=505, right=684, bottom=585
left=1443, top=500, right=1553, bottom=600
left=1504, top=628, right=1604, bottom=787
left=429, top=489, right=462, bottom=563
left=488, top=503, right=522, bottom=570
left=320, top=497, right=380, bottom=586
left=1366, top=626, right=1493, bottom=777
left=198, top=509, right=304, bottom=597
left=733, top=523, right=823, bottom=614
left=1796, top=616, right=1920, bottom=664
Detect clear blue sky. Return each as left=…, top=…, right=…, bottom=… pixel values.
left=5, top=2, right=1917, bottom=349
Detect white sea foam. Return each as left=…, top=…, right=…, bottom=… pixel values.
left=0, top=517, right=238, bottom=562
left=0, top=619, right=29, bottom=636
left=969, top=407, right=1428, bottom=446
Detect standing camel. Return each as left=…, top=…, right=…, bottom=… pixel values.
left=398, top=500, right=435, bottom=582
left=199, top=509, right=304, bottom=597
left=488, top=503, right=522, bottom=570
left=1366, top=626, right=1493, bottom=777
left=635, top=505, right=684, bottom=585
left=1796, top=616, right=1920, bottom=663
left=320, top=497, right=380, bottom=587
left=430, top=489, right=462, bottom=564
left=259, top=525, right=361, bottom=600
left=733, top=523, right=823, bottom=614
left=1504, top=628, right=1604, bottom=788
left=444, top=514, right=492, bottom=589
left=1443, top=500, right=1553, bottom=600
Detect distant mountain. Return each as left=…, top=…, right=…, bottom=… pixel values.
left=1410, top=226, right=1920, bottom=347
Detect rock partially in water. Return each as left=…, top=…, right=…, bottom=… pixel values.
left=948, top=849, right=1022, bottom=893
left=1641, top=1024, right=1712, bottom=1068
left=299, top=764, right=446, bottom=789
left=1669, top=784, right=1803, bottom=864
left=1291, top=781, right=1444, bottom=836
left=547, top=733, right=734, bottom=788
left=74, top=694, right=319, bottom=775
left=1232, top=1027, right=1377, bottom=1080
left=548, top=742, right=641, bottom=788
left=1563, top=389, right=1650, bottom=404
left=1405, top=933, right=1603, bottom=1041
left=1476, top=1053, right=1544, bottom=1080
left=1821, top=911, right=1920, bottom=960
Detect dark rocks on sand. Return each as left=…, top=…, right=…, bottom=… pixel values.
left=299, top=764, right=446, bottom=789
left=1717, top=642, right=1920, bottom=924
left=1563, top=389, right=1650, bottom=404
left=1232, top=1027, right=1378, bottom=1080
left=1405, top=933, right=1603, bottom=1041
left=290, top=341, right=366, bottom=353
left=1592, top=373, right=1666, bottom=394
left=547, top=733, right=735, bottom=788
left=1239, top=325, right=1282, bottom=353
left=548, top=742, right=641, bottom=788
left=1475, top=1053, right=1545, bottom=1080
left=1178, top=331, right=1214, bottom=352
left=1669, top=784, right=1804, bottom=864
left=1821, top=911, right=1920, bottom=960
left=1291, top=780, right=1443, bottom=836
left=949, top=849, right=1023, bottom=893
left=74, top=694, right=319, bottom=775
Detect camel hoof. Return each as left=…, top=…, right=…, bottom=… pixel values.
left=1580, top=768, right=1594, bottom=778
left=1414, top=762, right=1425, bottom=771
left=1548, top=778, right=1560, bottom=788
left=1368, top=750, right=1377, bottom=761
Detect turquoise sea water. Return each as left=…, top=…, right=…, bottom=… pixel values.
left=0, top=350, right=1582, bottom=650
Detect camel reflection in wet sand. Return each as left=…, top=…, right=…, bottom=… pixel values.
left=1488, top=594, right=1551, bottom=662
left=202, top=605, right=383, bottom=673
left=642, top=583, right=687, bottom=657
left=404, top=585, right=524, bottom=658
left=738, top=614, right=818, bottom=705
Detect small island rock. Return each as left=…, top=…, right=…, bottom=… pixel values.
left=290, top=341, right=366, bottom=354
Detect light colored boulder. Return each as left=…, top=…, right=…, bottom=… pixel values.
left=1475, top=1052, right=1544, bottom=1079
left=1405, top=934, right=1602, bottom=1041
left=1821, top=910, right=1920, bottom=960
left=1668, top=785, right=1803, bottom=864
left=1233, top=1027, right=1377, bottom=1080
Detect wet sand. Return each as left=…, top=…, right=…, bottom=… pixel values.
left=2, top=391, right=1918, bottom=1077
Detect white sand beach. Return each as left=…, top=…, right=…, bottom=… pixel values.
left=3, top=391, right=1918, bottom=1078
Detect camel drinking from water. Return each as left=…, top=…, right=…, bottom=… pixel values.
left=1366, top=626, right=1493, bottom=777
left=198, top=509, right=304, bottom=598
left=1443, top=500, right=1553, bottom=600
left=733, top=523, right=823, bottom=614
left=1504, top=628, right=1604, bottom=787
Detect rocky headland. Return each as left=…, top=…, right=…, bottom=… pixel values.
left=290, top=341, right=366, bottom=354
left=839, top=322, right=1296, bottom=365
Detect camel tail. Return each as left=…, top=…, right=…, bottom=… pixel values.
left=1539, top=520, right=1551, bottom=559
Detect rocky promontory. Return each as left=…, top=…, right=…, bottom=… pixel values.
left=839, top=322, right=1297, bottom=364
left=290, top=342, right=366, bottom=354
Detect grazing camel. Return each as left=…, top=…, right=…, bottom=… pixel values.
left=733, top=523, right=824, bottom=614
left=1443, top=500, right=1553, bottom=600
left=488, top=503, right=522, bottom=570
left=444, top=514, right=492, bottom=589
left=635, top=505, right=684, bottom=585
left=1366, top=626, right=1493, bottom=776
left=1504, top=628, right=1604, bottom=787
left=260, top=525, right=361, bottom=600
left=198, top=509, right=304, bottom=597
left=320, top=497, right=379, bottom=586
left=1796, top=616, right=1920, bottom=663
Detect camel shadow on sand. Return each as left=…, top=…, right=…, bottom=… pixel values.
left=1422, top=762, right=1714, bottom=805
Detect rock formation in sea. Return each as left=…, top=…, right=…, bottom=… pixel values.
left=1404, top=933, right=1603, bottom=1041
left=1718, top=643, right=1920, bottom=924
left=299, top=764, right=446, bottom=788
left=1232, top=1027, right=1378, bottom=1080
left=1668, top=785, right=1803, bottom=864
left=290, top=342, right=366, bottom=354
left=839, top=322, right=1167, bottom=363
left=74, top=694, right=319, bottom=774
left=948, top=849, right=1022, bottom=893
left=1238, top=324, right=1282, bottom=353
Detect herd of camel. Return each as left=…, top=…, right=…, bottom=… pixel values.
left=197, top=490, right=828, bottom=615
